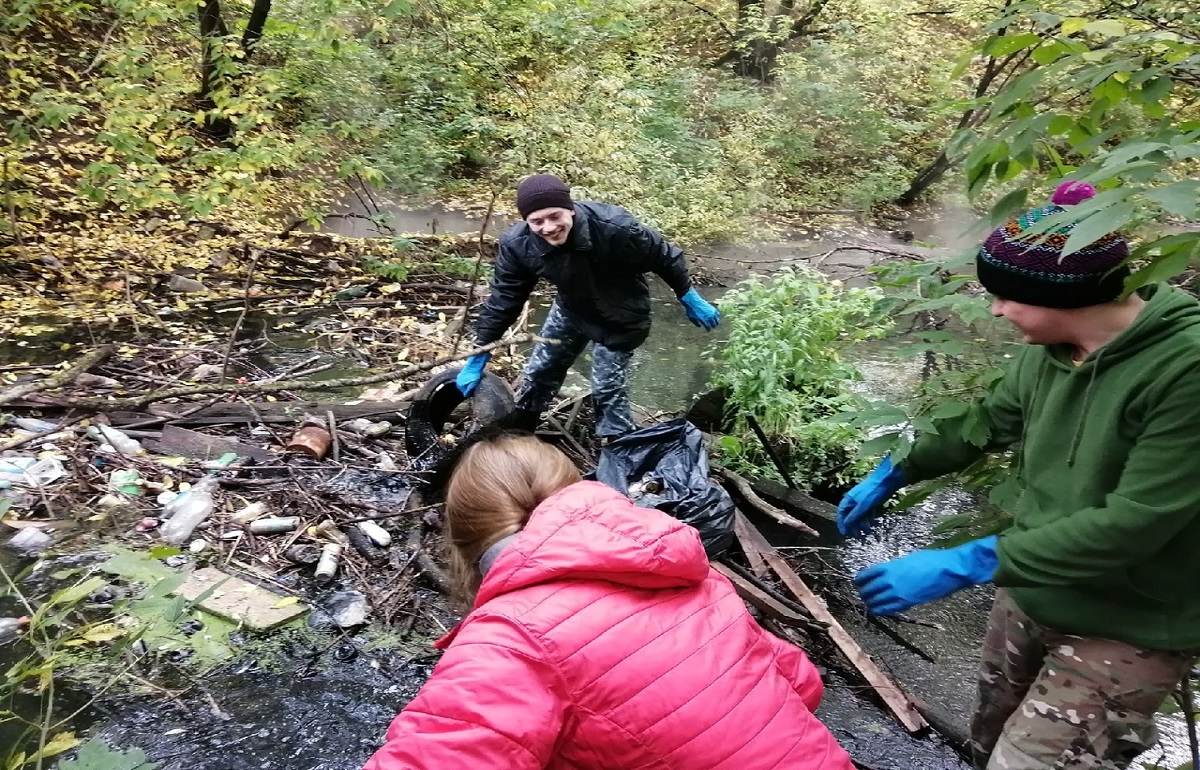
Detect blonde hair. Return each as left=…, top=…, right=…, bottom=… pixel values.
left=445, top=434, right=580, bottom=605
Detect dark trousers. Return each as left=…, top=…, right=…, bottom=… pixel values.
left=515, top=301, right=635, bottom=438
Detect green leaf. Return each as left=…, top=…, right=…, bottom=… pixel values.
left=1139, top=77, right=1173, bottom=106
left=1124, top=236, right=1200, bottom=294
left=986, top=33, right=1043, bottom=58
left=1061, top=202, right=1135, bottom=259
left=1031, top=41, right=1069, bottom=65
left=960, top=404, right=991, bottom=447
left=856, top=431, right=904, bottom=459
left=931, top=401, right=970, bottom=420
left=988, top=188, right=1029, bottom=227
left=57, top=737, right=159, bottom=770
left=1144, top=182, right=1200, bottom=219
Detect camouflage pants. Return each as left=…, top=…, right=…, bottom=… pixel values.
left=515, top=301, right=635, bottom=439
left=971, top=590, right=1195, bottom=770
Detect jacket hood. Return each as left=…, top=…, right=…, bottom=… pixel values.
left=1046, top=284, right=1200, bottom=370
left=473, top=481, right=710, bottom=609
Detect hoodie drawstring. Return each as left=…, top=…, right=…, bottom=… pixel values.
left=1066, top=348, right=1105, bottom=467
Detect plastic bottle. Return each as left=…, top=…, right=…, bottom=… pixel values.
left=314, top=544, right=342, bottom=582
left=109, top=469, right=143, bottom=496
left=97, top=425, right=144, bottom=457
left=232, top=501, right=268, bottom=524
left=0, top=617, right=29, bottom=646
left=159, top=477, right=219, bottom=545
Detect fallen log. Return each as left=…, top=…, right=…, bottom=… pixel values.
left=734, top=511, right=928, bottom=734
left=0, top=345, right=114, bottom=406
left=714, top=466, right=819, bottom=537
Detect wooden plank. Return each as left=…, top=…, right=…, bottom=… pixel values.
left=734, top=511, right=928, bottom=734
left=732, top=510, right=770, bottom=578
left=710, top=562, right=814, bottom=630
left=748, top=475, right=838, bottom=524
left=142, top=424, right=276, bottom=463
left=109, top=399, right=411, bottom=426
left=174, top=566, right=308, bottom=631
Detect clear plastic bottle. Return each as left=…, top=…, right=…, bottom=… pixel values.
left=0, top=616, right=28, bottom=646
left=97, top=425, right=144, bottom=457
left=159, top=477, right=219, bottom=545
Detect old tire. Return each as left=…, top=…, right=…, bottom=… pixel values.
left=405, top=367, right=515, bottom=488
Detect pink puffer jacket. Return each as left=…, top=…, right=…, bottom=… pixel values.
left=364, top=481, right=853, bottom=770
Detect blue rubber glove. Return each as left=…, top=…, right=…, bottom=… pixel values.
left=455, top=352, right=491, bottom=396
left=836, top=456, right=906, bottom=538
left=680, top=288, right=720, bottom=330
left=854, top=536, right=999, bottom=616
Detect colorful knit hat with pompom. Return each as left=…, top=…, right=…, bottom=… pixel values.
left=976, top=181, right=1130, bottom=308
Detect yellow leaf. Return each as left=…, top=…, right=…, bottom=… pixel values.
left=272, top=596, right=300, bottom=608
left=81, top=622, right=125, bottom=643
left=1060, top=17, right=1088, bottom=35
left=30, top=732, right=81, bottom=761
left=6, top=751, right=26, bottom=770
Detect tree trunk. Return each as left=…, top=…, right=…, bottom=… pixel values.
left=241, top=0, right=272, bottom=60
left=895, top=151, right=954, bottom=207
left=789, top=0, right=832, bottom=38
left=725, top=0, right=832, bottom=82
left=197, top=0, right=234, bottom=140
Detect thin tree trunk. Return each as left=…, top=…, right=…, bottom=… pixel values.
left=197, top=0, right=235, bottom=139
left=241, top=0, right=272, bottom=60
left=893, top=0, right=1024, bottom=206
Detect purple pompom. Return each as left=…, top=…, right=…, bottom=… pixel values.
left=1052, top=181, right=1096, bottom=206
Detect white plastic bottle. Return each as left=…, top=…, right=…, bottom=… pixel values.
left=159, top=477, right=219, bottom=544
left=97, top=425, right=144, bottom=457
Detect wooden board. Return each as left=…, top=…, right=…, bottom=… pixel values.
left=141, top=424, right=277, bottom=463
left=746, top=475, right=838, bottom=530
left=734, top=511, right=928, bottom=733
left=711, top=562, right=813, bottom=629
left=109, top=399, right=412, bottom=426
left=173, top=567, right=308, bottom=631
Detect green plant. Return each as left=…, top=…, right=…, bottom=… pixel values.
left=709, top=267, right=892, bottom=489
left=56, top=738, right=158, bottom=770
left=0, top=547, right=234, bottom=769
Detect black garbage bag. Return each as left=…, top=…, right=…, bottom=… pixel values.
left=590, top=418, right=734, bottom=557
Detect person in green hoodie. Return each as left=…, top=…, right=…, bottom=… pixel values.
left=838, top=181, right=1200, bottom=770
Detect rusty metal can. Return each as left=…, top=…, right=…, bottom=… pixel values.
left=248, top=516, right=300, bottom=535
left=285, top=426, right=332, bottom=459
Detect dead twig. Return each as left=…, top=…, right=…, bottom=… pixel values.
left=0, top=345, right=115, bottom=407
left=220, top=245, right=264, bottom=382
left=713, top=465, right=819, bottom=537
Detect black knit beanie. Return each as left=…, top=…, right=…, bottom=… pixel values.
left=516, top=174, right=573, bottom=218
left=976, top=182, right=1130, bottom=309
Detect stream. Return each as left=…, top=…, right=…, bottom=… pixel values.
left=3, top=196, right=1190, bottom=769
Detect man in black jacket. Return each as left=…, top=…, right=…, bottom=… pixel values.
left=455, top=174, right=720, bottom=439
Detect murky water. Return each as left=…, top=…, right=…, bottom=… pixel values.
left=10, top=197, right=1191, bottom=768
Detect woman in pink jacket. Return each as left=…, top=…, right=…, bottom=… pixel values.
left=364, top=434, right=853, bottom=770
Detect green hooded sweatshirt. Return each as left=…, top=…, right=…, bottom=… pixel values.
left=902, top=284, right=1200, bottom=650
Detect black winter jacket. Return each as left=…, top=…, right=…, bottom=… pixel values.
left=474, top=202, right=693, bottom=352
